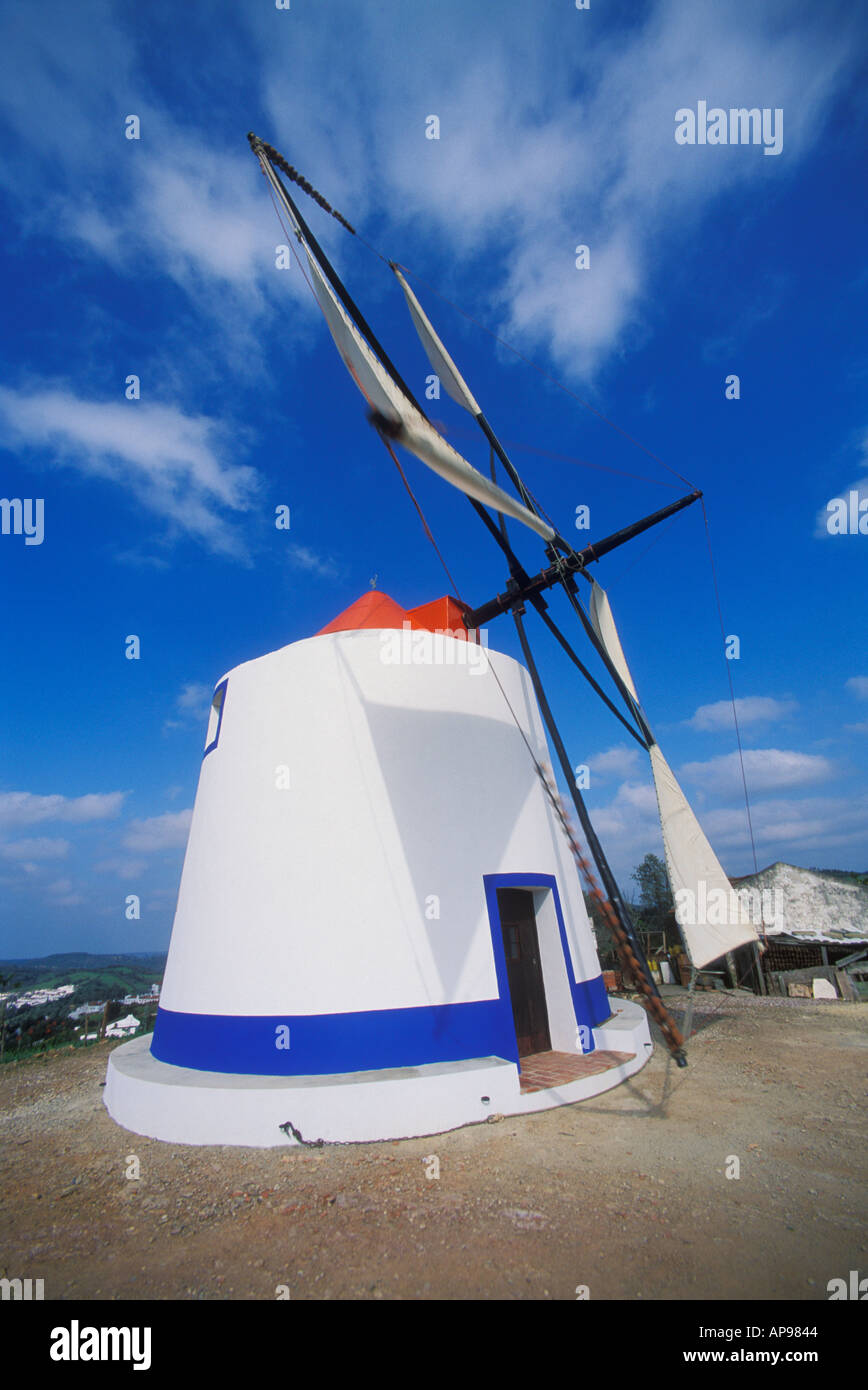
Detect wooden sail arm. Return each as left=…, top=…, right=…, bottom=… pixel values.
left=463, top=489, right=702, bottom=628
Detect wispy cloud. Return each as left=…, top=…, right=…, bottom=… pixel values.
left=163, top=682, right=215, bottom=733
left=587, top=744, right=643, bottom=780
left=680, top=748, right=835, bottom=796
left=846, top=676, right=868, bottom=699
left=686, top=696, right=797, bottom=732
left=122, top=809, right=192, bottom=852
left=94, top=856, right=147, bottom=879
left=705, top=794, right=868, bottom=855
left=0, top=387, right=261, bottom=557
left=286, top=544, right=341, bottom=579
left=1, top=0, right=858, bottom=386
left=253, top=0, right=860, bottom=381
left=0, top=3, right=310, bottom=375
left=45, top=877, right=85, bottom=907
left=0, top=838, right=70, bottom=861
left=0, top=791, right=125, bottom=828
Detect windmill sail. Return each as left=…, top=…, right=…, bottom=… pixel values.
left=256, top=150, right=554, bottom=543
left=392, top=265, right=482, bottom=417
left=589, top=581, right=640, bottom=703
left=588, top=579, right=758, bottom=968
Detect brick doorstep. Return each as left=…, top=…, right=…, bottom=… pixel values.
left=518, top=1049, right=635, bottom=1095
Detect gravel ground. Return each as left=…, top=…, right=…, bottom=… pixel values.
left=0, top=990, right=865, bottom=1301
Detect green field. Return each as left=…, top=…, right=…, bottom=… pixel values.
left=0, top=953, right=167, bottom=1062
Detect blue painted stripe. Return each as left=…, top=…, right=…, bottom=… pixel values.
left=151, top=997, right=518, bottom=1076
left=570, top=973, right=611, bottom=1032
left=152, top=872, right=611, bottom=1077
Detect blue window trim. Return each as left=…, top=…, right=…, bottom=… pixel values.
left=203, top=678, right=228, bottom=758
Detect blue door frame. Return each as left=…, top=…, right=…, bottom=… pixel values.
left=483, top=872, right=610, bottom=1055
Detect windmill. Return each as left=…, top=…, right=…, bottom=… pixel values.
left=103, top=135, right=761, bottom=1148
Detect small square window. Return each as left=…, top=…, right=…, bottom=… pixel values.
left=204, top=680, right=227, bottom=756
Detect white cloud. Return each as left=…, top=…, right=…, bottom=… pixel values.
left=94, top=857, right=147, bottom=879
left=846, top=677, right=868, bottom=699
left=175, top=683, right=214, bottom=723
left=0, top=838, right=70, bottom=861
left=0, top=791, right=125, bottom=828
left=704, top=794, right=868, bottom=855
left=164, top=682, right=213, bottom=734
left=0, top=387, right=260, bottom=557
left=680, top=748, right=835, bottom=796
left=45, top=877, right=84, bottom=907
left=122, top=809, right=193, bottom=852
left=255, top=0, right=858, bottom=381
left=587, top=745, right=643, bottom=780
left=687, top=696, right=797, bottom=731
left=286, top=545, right=341, bottom=579
left=0, top=5, right=309, bottom=374
left=587, top=776, right=667, bottom=878
left=0, top=0, right=857, bottom=385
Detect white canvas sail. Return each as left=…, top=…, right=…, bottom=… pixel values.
left=255, top=150, right=554, bottom=542
left=302, top=252, right=555, bottom=542
left=648, top=743, right=759, bottom=968
left=303, top=247, right=403, bottom=425
left=392, top=266, right=482, bottom=417
left=589, top=580, right=639, bottom=702
left=588, top=579, right=759, bottom=968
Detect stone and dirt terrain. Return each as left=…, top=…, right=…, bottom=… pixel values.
left=1, top=990, right=865, bottom=1301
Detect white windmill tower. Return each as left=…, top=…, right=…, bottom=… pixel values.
left=104, top=134, right=760, bottom=1146
left=105, top=590, right=653, bottom=1146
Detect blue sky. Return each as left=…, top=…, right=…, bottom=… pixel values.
left=1, top=0, right=866, bottom=957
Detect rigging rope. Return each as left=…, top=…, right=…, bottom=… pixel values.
left=250, top=135, right=356, bottom=234
left=444, top=427, right=681, bottom=490
left=376, top=431, right=466, bottom=600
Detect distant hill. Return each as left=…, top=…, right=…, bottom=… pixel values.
left=0, top=952, right=167, bottom=999
left=0, top=952, right=167, bottom=1062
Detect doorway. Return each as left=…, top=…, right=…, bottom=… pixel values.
left=496, top=887, right=551, bottom=1056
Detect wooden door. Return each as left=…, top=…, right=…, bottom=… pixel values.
left=497, top=888, right=551, bottom=1057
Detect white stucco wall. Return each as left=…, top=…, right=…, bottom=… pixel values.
left=158, top=628, right=602, bottom=1019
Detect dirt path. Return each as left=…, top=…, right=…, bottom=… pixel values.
left=1, top=993, right=865, bottom=1301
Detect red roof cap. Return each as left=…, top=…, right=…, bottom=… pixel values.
left=316, top=591, right=469, bottom=639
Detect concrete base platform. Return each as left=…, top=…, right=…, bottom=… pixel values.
left=104, top=999, right=652, bottom=1147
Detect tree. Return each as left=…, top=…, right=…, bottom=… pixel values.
left=0, top=972, right=20, bottom=1063
left=631, top=853, right=675, bottom=938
